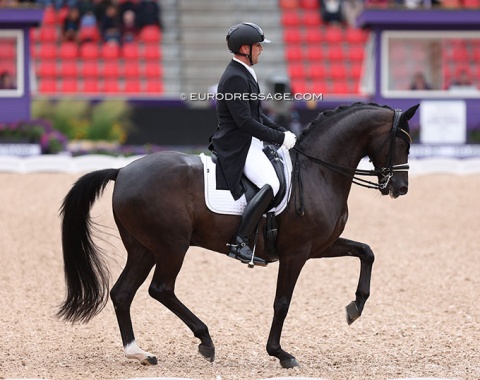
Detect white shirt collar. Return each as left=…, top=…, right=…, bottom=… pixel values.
left=233, top=57, right=257, bottom=83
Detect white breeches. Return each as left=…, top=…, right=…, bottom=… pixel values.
left=243, top=137, right=280, bottom=196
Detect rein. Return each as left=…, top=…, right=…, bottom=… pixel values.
left=290, top=109, right=411, bottom=216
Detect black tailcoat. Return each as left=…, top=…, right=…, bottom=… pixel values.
left=209, top=60, right=287, bottom=200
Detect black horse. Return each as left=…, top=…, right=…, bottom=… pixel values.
left=58, top=102, right=419, bottom=369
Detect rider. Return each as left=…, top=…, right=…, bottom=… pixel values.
left=209, top=22, right=297, bottom=266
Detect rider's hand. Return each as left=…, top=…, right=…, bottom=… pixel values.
left=282, top=131, right=297, bottom=150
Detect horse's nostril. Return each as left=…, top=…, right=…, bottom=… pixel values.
left=399, top=186, right=408, bottom=195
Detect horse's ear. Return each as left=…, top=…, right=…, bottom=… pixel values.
left=403, top=104, right=420, bottom=120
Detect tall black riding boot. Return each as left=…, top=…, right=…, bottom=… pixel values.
left=227, top=185, right=274, bottom=267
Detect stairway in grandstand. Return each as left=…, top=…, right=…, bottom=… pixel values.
left=31, top=4, right=164, bottom=95
left=176, top=0, right=286, bottom=97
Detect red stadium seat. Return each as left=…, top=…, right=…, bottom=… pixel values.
left=328, top=46, right=345, bottom=61
left=60, top=79, right=79, bottom=93
left=103, top=79, right=120, bottom=93
left=303, top=12, right=322, bottom=26
left=324, top=27, right=344, bottom=44
left=305, top=27, right=322, bottom=43
left=281, top=11, right=300, bottom=27
left=285, top=46, right=303, bottom=61
left=330, top=64, right=348, bottom=80
left=145, top=81, right=163, bottom=93
left=279, top=0, right=299, bottom=9
left=83, top=79, right=99, bottom=93
left=306, top=46, right=324, bottom=61
left=101, top=61, right=120, bottom=78
left=311, top=80, right=329, bottom=94
left=30, top=28, right=38, bottom=43
left=57, top=7, right=69, bottom=25
left=122, top=43, right=140, bottom=61
left=38, top=43, right=57, bottom=60
left=124, top=80, right=141, bottom=93
left=300, top=0, right=319, bottom=8
left=78, top=25, right=100, bottom=43
left=60, top=61, right=78, bottom=78
left=37, top=61, right=57, bottom=78
left=39, top=26, right=57, bottom=43
left=144, top=63, right=162, bottom=78
left=39, top=78, right=57, bottom=93
left=283, top=28, right=302, bottom=44
left=348, top=45, right=365, bottom=62
left=42, top=6, right=57, bottom=26
left=288, top=63, right=307, bottom=79
left=350, top=63, right=363, bottom=80
left=59, top=42, right=78, bottom=60
left=0, top=41, right=16, bottom=59
left=138, top=26, right=161, bottom=43
left=80, top=43, right=99, bottom=60
left=330, top=81, right=350, bottom=94
left=291, top=79, right=308, bottom=94
left=81, top=60, right=99, bottom=78
left=123, top=61, right=140, bottom=78
left=345, top=28, right=368, bottom=44
left=309, top=64, right=327, bottom=79
left=143, top=44, right=161, bottom=60
left=101, top=42, right=120, bottom=60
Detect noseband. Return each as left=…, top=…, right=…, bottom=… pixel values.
left=291, top=109, right=412, bottom=215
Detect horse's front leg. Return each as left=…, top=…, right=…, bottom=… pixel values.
left=320, top=237, right=375, bottom=325
left=266, top=257, right=307, bottom=369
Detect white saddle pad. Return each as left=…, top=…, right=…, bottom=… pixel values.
left=199, top=147, right=292, bottom=216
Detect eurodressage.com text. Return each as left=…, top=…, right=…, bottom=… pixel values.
left=182, top=92, right=323, bottom=101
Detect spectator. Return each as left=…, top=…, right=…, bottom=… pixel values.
left=0, top=71, right=16, bottom=90
left=62, top=7, right=81, bottom=42
left=100, top=4, right=121, bottom=43
left=121, top=9, right=138, bottom=43
left=136, top=0, right=163, bottom=31
left=76, top=0, right=95, bottom=17
left=449, top=68, right=475, bottom=88
left=79, top=10, right=97, bottom=28
left=119, top=0, right=138, bottom=19
left=410, top=71, right=432, bottom=90
left=342, top=0, right=363, bottom=27
left=319, top=0, right=345, bottom=24
left=94, top=0, right=113, bottom=24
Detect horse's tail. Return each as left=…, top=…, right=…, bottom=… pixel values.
left=57, top=168, right=119, bottom=324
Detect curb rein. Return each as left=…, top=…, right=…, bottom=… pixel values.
left=290, top=109, right=413, bottom=216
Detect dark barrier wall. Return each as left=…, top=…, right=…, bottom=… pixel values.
left=126, top=105, right=219, bottom=147
left=126, top=104, right=324, bottom=146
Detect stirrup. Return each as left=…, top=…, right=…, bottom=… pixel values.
left=226, top=241, right=267, bottom=268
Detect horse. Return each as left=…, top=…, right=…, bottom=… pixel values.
left=58, top=102, right=419, bottom=369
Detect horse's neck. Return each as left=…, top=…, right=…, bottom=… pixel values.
left=306, top=118, right=370, bottom=168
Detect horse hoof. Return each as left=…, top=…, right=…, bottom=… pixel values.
left=140, top=355, right=158, bottom=366
left=280, top=358, right=299, bottom=369
left=346, top=301, right=361, bottom=325
left=198, top=344, right=215, bottom=362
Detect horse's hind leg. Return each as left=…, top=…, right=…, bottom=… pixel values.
left=320, top=237, right=375, bottom=325
left=148, top=248, right=215, bottom=362
left=110, top=231, right=157, bottom=365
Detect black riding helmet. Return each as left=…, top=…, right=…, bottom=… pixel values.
left=226, top=22, right=271, bottom=65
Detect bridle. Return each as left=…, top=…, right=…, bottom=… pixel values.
left=290, top=109, right=412, bottom=215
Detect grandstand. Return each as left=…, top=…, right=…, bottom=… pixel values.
left=29, top=0, right=372, bottom=97
left=30, top=2, right=163, bottom=95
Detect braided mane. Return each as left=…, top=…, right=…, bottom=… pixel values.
left=298, top=102, right=394, bottom=142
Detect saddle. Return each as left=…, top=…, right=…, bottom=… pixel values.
left=210, top=144, right=287, bottom=209
left=202, top=145, right=292, bottom=261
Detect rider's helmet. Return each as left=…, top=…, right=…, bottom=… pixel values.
left=226, top=22, right=271, bottom=54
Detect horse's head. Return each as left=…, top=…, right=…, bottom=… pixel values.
left=367, top=104, right=419, bottom=198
